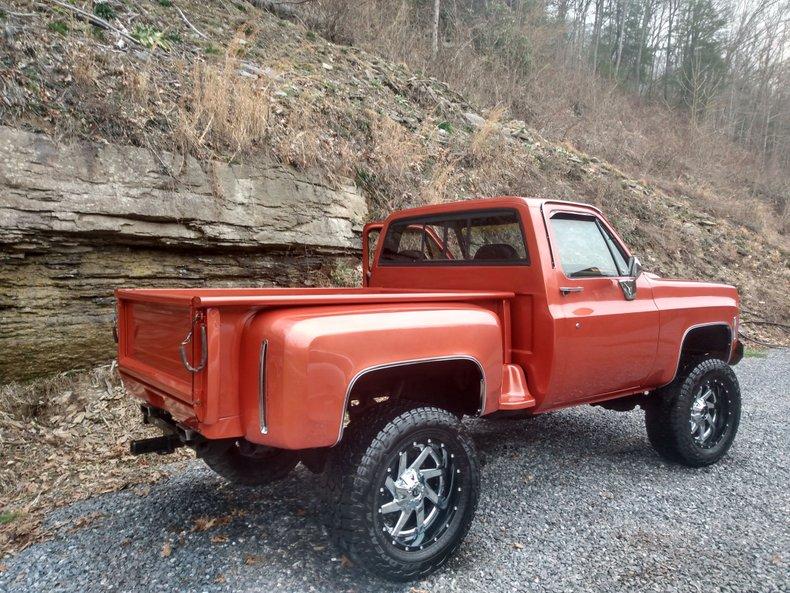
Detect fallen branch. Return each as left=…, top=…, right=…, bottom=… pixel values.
left=175, top=6, right=209, bottom=40
left=1, top=4, right=37, bottom=16
left=738, top=331, right=782, bottom=348
left=740, top=320, right=790, bottom=331
left=43, top=0, right=140, bottom=46
left=246, top=0, right=322, bottom=29
left=740, top=308, right=773, bottom=322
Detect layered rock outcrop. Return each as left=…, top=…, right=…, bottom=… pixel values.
left=0, top=127, right=367, bottom=381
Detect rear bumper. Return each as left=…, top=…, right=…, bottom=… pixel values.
left=729, top=340, right=744, bottom=366
left=120, top=372, right=198, bottom=426
left=121, top=372, right=244, bottom=440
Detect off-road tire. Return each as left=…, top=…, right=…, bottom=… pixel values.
left=200, top=440, right=299, bottom=486
left=645, top=358, right=741, bottom=467
left=323, top=403, right=480, bottom=581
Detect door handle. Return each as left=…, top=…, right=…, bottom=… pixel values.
left=560, top=287, right=584, bottom=295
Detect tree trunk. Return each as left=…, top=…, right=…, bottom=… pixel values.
left=634, top=0, right=653, bottom=91
left=592, top=0, right=604, bottom=71
left=664, top=0, right=676, bottom=101
left=432, top=0, right=441, bottom=59
left=614, top=0, right=631, bottom=76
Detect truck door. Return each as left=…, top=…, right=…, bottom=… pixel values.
left=545, top=208, right=659, bottom=403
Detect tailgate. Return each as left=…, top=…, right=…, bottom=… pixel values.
left=116, top=294, right=198, bottom=404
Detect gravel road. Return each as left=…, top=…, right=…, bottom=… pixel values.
left=2, top=350, right=788, bottom=593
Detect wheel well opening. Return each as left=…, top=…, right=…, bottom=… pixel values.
left=347, top=359, right=484, bottom=418
left=679, top=325, right=732, bottom=368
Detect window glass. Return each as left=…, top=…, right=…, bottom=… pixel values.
left=379, top=209, right=528, bottom=265
left=550, top=214, right=621, bottom=277
left=600, top=225, right=629, bottom=275
left=468, top=214, right=528, bottom=260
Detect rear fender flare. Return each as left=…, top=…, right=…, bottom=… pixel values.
left=335, top=355, right=486, bottom=445
left=239, top=304, right=504, bottom=449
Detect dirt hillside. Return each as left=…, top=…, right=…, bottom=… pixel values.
left=2, top=0, right=786, bottom=333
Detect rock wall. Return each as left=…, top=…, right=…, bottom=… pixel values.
left=0, top=127, right=367, bottom=381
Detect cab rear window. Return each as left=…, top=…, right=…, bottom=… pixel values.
left=379, top=209, right=529, bottom=266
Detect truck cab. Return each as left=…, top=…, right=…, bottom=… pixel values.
left=116, top=196, right=743, bottom=581
left=364, top=197, right=739, bottom=411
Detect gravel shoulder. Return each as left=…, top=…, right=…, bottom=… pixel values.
left=1, top=350, right=788, bottom=593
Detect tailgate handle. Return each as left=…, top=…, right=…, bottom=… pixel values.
left=179, top=323, right=207, bottom=373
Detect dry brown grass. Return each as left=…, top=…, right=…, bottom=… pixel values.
left=465, top=106, right=507, bottom=166
left=177, top=32, right=270, bottom=159
left=370, top=112, right=428, bottom=186
left=268, top=93, right=356, bottom=177
left=177, top=62, right=270, bottom=158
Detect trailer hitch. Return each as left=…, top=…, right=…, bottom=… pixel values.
left=129, top=434, right=184, bottom=455
left=131, top=405, right=199, bottom=456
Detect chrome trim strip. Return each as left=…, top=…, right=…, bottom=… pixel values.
left=333, top=355, right=487, bottom=446
left=662, top=322, right=733, bottom=388
left=258, top=340, right=269, bottom=434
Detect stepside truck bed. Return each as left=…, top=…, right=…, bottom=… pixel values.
left=115, top=287, right=514, bottom=439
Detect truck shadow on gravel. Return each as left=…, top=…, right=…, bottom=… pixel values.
left=23, top=408, right=709, bottom=592
left=469, top=408, right=659, bottom=465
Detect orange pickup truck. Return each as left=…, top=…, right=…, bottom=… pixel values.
left=116, top=196, right=744, bottom=581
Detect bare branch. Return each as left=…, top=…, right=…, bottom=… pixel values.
left=176, top=6, right=209, bottom=40
left=42, top=0, right=141, bottom=46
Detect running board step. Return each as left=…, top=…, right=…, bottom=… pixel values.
left=498, top=364, right=536, bottom=410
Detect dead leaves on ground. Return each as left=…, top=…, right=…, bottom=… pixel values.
left=193, top=516, right=226, bottom=532
left=0, top=365, right=188, bottom=556
left=66, top=512, right=106, bottom=533
left=244, top=554, right=260, bottom=565
left=193, top=509, right=246, bottom=533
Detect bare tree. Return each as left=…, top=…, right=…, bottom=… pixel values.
left=614, top=0, right=631, bottom=75
left=634, top=0, right=655, bottom=90
left=432, top=0, right=441, bottom=59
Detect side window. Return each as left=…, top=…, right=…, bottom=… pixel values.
left=366, top=228, right=380, bottom=270
left=550, top=213, right=626, bottom=278
left=379, top=209, right=529, bottom=265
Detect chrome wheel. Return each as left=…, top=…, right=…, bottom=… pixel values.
left=689, top=379, right=730, bottom=448
left=377, top=439, right=458, bottom=551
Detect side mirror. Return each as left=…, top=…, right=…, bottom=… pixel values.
left=620, top=256, right=642, bottom=301
left=627, top=256, right=643, bottom=279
